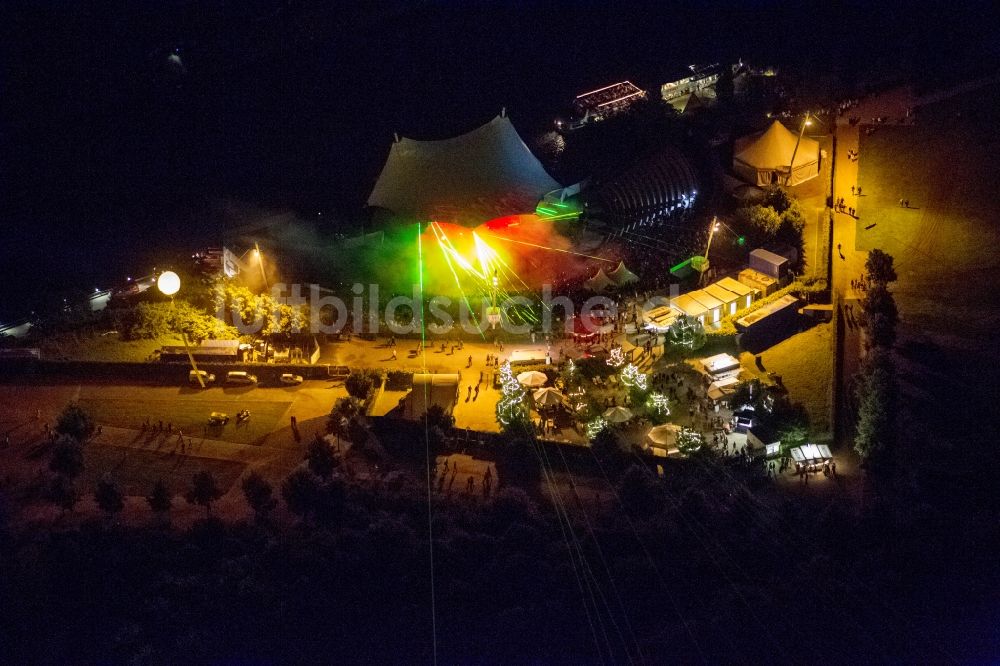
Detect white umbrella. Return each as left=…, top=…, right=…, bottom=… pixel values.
left=532, top=387, right=566, bottom=408
left=603, top=406, right=633, bottom=423
left=517, top=370, right=548, bottom=388
left=646, top=424, right=681, bottom=447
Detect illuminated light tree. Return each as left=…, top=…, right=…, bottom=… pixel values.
left=496, top=361, right=527, bottom=426
left=667, top=316, right=706, bottom=350
left=620, top=363, right=648, bottom=390
left=648, top=392, right=671, bottom=415
left=586, top=417, right=608, bottom=439
left=677, top=428, right=704, bottom=455
left=606, top=347, right=626, bottom=367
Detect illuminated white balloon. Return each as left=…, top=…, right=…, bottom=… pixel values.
left=157, top=271, right=181, bottom=296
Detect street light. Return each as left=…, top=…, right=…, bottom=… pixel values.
left=786, top=112, right=812, bottom=185
left=254, top=242, right=269, bottom=291
left=694, top=216, right=720, bottom=285
left=487, top=269, right=501, bottom=330
left=157, top=271, right=180, bottom=297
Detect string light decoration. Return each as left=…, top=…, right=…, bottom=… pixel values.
left=648, top=392, right=670, bottom=415
left=677, top=427, right=703, bottom=454
left=620, top=363, right=648, bottom=390
left=667, top=315, right=705, bottom=350
left=607, top=347, right=626, bottom=367
left=495, top=361, right=527, bottom=425
left=586, top=417, right=608, bottom=439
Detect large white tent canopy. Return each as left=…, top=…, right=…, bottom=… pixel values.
left=368, top=114, right=562, bottom=226
left=733, top=120, right=820, bottom=186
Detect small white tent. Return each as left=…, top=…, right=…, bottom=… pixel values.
left=584, top=268, right=616, bottom=292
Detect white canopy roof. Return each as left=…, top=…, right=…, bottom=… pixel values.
left=608, top=261, right=639, bottom=285
left=603, top=406, right=633, bottom=423
left=734, top=120, right=819, bottom=170
left=584, top=268, right=616, bottom=292
left=368, top=115, right=561, bottom=225
left=516, top=370, right=548, bottom=388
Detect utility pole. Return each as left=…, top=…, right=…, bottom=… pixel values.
left=787, top=112, right=811, bottom=186
left=254, top=242, right=269, bottom=291
left=698, top=216, right=720, bottom=285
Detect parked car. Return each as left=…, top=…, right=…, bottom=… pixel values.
left=188, top=369, right=216, bottom=386
left=280, top=373, right=303, bottom=386
left=226, top=371, right=258, bottom=385
left=208, top=412, right=230, bottom=426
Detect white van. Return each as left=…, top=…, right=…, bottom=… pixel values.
left=226, top=371, right=258, bottom=385
left=189, top=369, right=215, bottom=385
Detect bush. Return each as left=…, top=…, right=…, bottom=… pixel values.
left=345, top=369, right=384, bottom=401
left=385, top=370, right=413, bottom=390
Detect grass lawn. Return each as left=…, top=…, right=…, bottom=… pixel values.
left=856, top=87, right=1000, bottom=450
left=40, top=332, right=180, bottom=362
left=81, top=445, right=246, bottom=497
left=79, top=397, right=292, bottom=445
left=742, top=321, right=833, bottom=437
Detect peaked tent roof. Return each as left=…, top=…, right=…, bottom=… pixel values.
left=734, top=120, right=819, bottom=169
left=669, top=91, right=705, bottom=114
left=368, top=115, right=562, bottom=226
left=608, top=261, right=639, bottom=285
left=584, top=268, right=616, bottom=292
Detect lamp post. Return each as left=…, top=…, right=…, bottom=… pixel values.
left=786, top=112, right=812, bottom=186
left=253, top=242, right=269, bottom=291
left=157, top=271, right=206, bottom=388
left=487, top=270, right=501, bottom=330
left=694, top=216, right=720, bottom=285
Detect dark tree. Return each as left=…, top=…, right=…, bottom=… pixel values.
left=314, top=476, right=346, bottom=525
left=591, top=426, right=624, bottom=462
left=146, top=479, right=172, bottom=522
left=345, top=370, right=381, bottom=401
left=241, top=471, right=277, bottom=523
left=496, top=435, right=541, bottom=487
left=281, top=467, right=321, bottom=522
left=306, top=437, right=338, bottom=479
left=862, top=283, right=899, bottom=348
left=49, top=435, right=84, bottom=479
left=55, top=403, right=95, bottom=441
left=762, top=184, right=792, bottom=213
left=47, top=475, right=79, bottom=514
left=327, top=396, right=361, bottom=439
left=94, top=476, right=124, bottom=520
left=865, top=249, right=897, bottom=285
left=185, top=471, right=222, bottom=517
left=618, top=464, right=658, bottom=517
left=854, top=351, right=897, bottom=467
left=730, top=378, right=766, bottom=412
left=347, top=417, right=371, bottom=449
left=423, top=404, right=454, bottom=432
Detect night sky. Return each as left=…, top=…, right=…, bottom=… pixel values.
left=2, top=1, right=998, bottom=319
